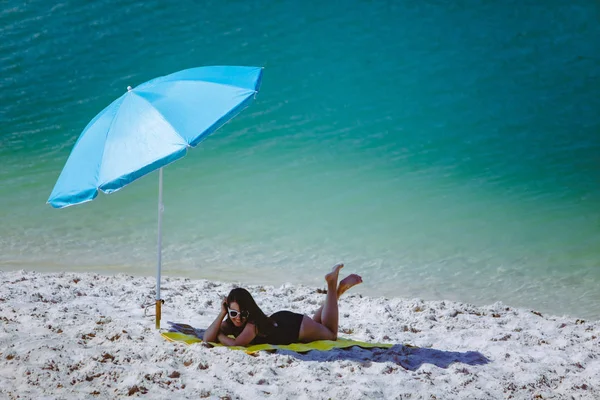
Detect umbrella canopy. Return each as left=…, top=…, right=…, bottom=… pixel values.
left=48, top=66, right=263, bottom=328
left=49, top=65, right=263, bottom=208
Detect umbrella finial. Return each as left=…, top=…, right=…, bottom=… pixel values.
left=127, top=86, right=133, bottom=92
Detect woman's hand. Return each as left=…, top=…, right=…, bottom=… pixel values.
left=202, top=296, right=230, bottom=343
left=221, top=297, right=228, bottom=316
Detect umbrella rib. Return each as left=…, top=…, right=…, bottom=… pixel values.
left=186, top=91, right=256, bottom=148
left=97, top=94, right=128, bottom=191
left=139, top=66, right=262, bottom=93
left=145, top=78, right=259, bottom=93
left=132, top=92, right=192, bottom=146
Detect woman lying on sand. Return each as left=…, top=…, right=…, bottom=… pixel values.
left=203, top=263, right=362, bottom=346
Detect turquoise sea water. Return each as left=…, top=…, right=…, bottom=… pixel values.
left=1, top=1, right=599, bottom=319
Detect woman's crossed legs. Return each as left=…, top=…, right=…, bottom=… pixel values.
left=298, top=263, right=363, bottom=342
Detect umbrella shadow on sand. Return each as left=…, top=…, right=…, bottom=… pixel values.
left=281, top=344, right=491, bottom=371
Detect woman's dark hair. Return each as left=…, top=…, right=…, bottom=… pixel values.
left=226, top=288, right=275, bottom=337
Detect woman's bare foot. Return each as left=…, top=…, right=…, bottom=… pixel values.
left=325, top=263, right=344, bottom=285
left=337, top=274, right=362, bottom=297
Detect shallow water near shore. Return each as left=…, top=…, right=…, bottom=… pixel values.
left=1, top=1, right=600, bottom=319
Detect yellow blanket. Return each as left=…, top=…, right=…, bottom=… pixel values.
left=161, top=331, right=393, bottom=354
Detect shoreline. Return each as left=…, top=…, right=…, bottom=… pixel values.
left=2, top=263, right=598, bottom=322
left=1, top=270, right=598, bottom=399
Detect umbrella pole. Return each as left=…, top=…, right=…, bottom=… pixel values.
left=156, top=167, right=164, bottom=329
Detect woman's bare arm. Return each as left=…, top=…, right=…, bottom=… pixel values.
left=203, top=298, right=228, bottom=343
left=217, top=322, right=257, bottom=346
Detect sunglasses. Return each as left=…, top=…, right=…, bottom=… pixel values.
left=227, top=308, right=249, bottom=319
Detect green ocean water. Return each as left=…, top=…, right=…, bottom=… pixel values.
left=1, top=1, right=599, bottom=318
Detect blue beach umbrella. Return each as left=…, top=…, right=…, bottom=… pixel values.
left=48, top=66, right=263, bottom=328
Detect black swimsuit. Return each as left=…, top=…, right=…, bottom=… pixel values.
left=226, top=311, right=304, bottom=345
left=255, top=311, right=304, bottom=345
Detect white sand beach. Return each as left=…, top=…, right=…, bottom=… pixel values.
left=0, top=269, right=598, bottom=399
